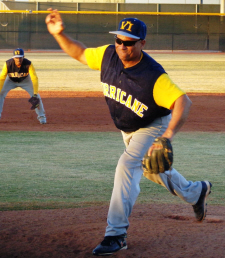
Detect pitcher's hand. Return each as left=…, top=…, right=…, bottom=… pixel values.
left=45, top=8, right=65, bottom=36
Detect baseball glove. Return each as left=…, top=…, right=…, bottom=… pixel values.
left=28, top=94, right=40, bottom=110
left=142, top=137, right=173, bottom=174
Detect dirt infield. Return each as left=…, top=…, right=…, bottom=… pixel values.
left=0, top=91, right=225, bottom=258
left=1, top=91, right=225, bottom=132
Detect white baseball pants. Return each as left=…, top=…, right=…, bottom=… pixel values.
left=0, top=75, right=45, bottom=120
left=105, top=114, right=202, bottom=236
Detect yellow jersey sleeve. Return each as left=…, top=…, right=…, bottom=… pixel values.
left=29, top=63, right=39, bottom=95
left=84, top=45, right=109, bottom=71
left=153, top=73, right=186, bottom=110
left=0, top=62, right=8, bottom=92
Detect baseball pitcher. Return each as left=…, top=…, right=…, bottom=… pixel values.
left=46, top=10, right=212, bottom=256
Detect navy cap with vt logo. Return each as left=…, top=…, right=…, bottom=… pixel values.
left=13, top=48, right=24, bottom=58
left=109, top=18, right=147, bottom=40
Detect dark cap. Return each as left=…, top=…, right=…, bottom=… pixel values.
left=13, top=48, right=24, bottom=58
left=109, top=18, right=147, bottom=40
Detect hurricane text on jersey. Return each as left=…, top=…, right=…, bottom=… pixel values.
left=102, top=82, right=148, bottom=118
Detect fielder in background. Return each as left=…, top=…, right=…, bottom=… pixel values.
left=0, top=48, right=47, bottom=124
left=46, top=10, right=212, bottom=256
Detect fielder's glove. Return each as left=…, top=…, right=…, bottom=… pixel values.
left=142, top=137, right=173, bottom=174
left=28, top=94, right=40, bottom=110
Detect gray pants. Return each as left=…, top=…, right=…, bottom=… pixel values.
left=0, top=75, right=46, bottom=120
left=105, top=114, right=202, bottom=236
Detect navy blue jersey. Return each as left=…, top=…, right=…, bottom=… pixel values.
left=6, top=58, right=31, bottom=83
left=101, top=45, right=171, bottom=132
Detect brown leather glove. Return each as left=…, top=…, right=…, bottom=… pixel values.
left=28, top=94, right=40, bottom=110
left=142, top=137, right=173, bottom=174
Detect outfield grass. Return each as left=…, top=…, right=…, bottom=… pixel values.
left=0, top=131, right=224, bottom=211
left=0, top=52, right=225, bottom=93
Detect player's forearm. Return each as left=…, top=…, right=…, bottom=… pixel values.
left=53, top=32, right=87, bottom=65
left=162, top=94, right=192, bottom=141
left=32, top=79, right=38, bottom=95
left=46, top=9, right=87, bottom=65
left=0, top=73, right=6, bottom=92
left=0, top=80, right=4, bottom=92
left=29, top=64, right=39, bottom=95
left=0, top=63, right=8, bottom=91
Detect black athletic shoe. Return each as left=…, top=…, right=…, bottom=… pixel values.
left=192, top=181, right=212, bottom=222
left=92, top=234, right=127, bottom=256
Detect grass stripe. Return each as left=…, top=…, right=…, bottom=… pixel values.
left=0, top=131, right=224, bottom=210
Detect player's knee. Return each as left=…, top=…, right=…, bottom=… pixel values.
left=117, top=152, right=141, bottom=171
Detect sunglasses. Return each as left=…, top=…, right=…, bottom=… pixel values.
left=114, top=36, right=141, bottom=47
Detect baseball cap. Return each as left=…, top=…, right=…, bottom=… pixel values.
left=13, top=48, right=24, bottom=58
left=109, top=18, right=147, bottom=40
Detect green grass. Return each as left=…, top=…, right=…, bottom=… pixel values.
left=0, top=132, right=122, bottom=210
left=0, top=131, right=224, bottom=211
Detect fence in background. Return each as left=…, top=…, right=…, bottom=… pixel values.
left=1, top=11, right=225, bottom=51
left=1, top=1, right=222, bottom=13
